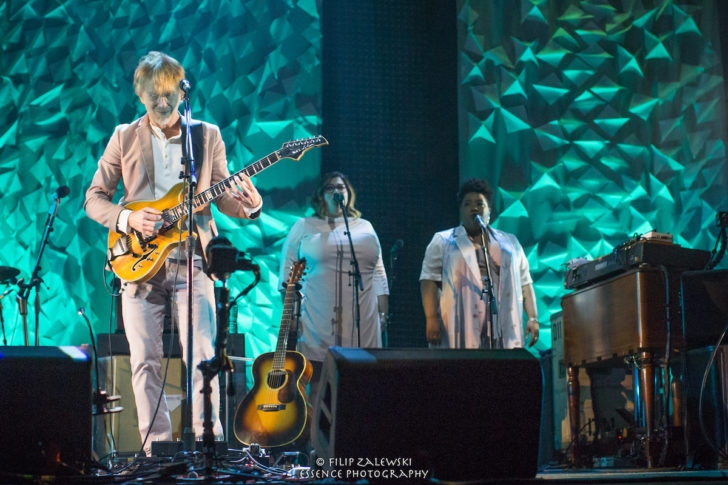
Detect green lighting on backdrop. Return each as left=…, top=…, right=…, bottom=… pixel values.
left=0, top=0, right=322, bottom=362
left=458, top=0, right=727, bottom=352
left=0, top=0, right=726, bottom=359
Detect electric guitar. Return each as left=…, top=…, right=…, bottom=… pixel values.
left=234, top=259, right=312, bottom=447
left=107, top=136, right=328, bottom=282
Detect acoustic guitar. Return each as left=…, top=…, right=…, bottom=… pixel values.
left=234, top=258, right=312, bottom=447
left=107, top=136, right=328, bottom=282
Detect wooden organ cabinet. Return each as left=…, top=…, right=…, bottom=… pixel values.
left=560, top=240, right=710, bottom=467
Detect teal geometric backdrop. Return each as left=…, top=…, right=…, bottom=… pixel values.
left=458, top=0, right=728, bottom=352
left=1, top=0, right=726, bottom=358
left=0, top=0, right=321, bottom=360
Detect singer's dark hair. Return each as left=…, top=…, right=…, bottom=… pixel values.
left=457, top=178, right=495, bottom=210
left=312, top=171, right=361, bottom=219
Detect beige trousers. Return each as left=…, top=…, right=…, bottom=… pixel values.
left=121, top=258, right=223, bottom=455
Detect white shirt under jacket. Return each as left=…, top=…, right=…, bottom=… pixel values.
left=420, top=225, right=532, bottom=349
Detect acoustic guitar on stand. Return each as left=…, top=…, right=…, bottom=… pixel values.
left=234, top=258, right=312, bottom=447
left=107, top=136, right=328, bottom=282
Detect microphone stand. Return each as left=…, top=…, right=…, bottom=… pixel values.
left=0, top=289, right=13, bottom=345
left=338, top=198, right=363, bottom=346
left=17, top=191, right=64, bottom=345
left=180, top=85, right=198, bottom=451
left=477, top=222, right=498, bottom=349
left=385, top=241, right=403, bottom=347
left=200, top=240, right=260, bottom=479
left=199, top=282, right=234, bottom=479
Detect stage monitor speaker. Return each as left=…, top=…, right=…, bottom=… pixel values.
left=94, top=355, right=184, bottom=455
left=0, top=346, right=91, bottom=475
left=93, top=333, right=246, bottom=454
left=312, top=347, right=542, bottom=481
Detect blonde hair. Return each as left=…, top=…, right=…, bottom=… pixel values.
left=133, top=51, right=185, bottom=96
left=311, top=171, right=361, bottom=219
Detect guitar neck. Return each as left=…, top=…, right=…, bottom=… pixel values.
left=199, top=151, right=281, bottom=207
left=166, top=135, right=327, bottom=222
left=272, top=284, right=297, bottom=370
left=167, top=150, right=282, bottom=221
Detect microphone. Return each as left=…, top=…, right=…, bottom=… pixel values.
left=333, top=192, right=345, bottom=207
left=179, top=79, right=191, bottom=94
left=48, top=186, right=70, bottom=216
left=474, top=214, right=490, bottom=232
left=53, top=186, right=70, bottom=200
left=0, top=288, right=13, bottom=301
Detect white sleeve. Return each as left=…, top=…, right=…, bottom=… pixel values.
left=420, top=233, right=445, bottom=282
left=515, top=236, right=533, bottom=287
left=370, top=226, right=389, bottom=296
left=116, top=209, right=133, bottom=234
left=244, top=199, right=263, bottom=217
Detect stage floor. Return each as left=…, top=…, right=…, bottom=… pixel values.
left=5, top=459, right=728, bottom=484
left=537, top=467, right=728, bottom=484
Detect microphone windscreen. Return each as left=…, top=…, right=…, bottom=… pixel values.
left=56, top=186, right=70, bottom=198
left=333, top=192, right=345, bottom=203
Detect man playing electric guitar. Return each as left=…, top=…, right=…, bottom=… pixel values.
left=84, top=51, right=262, bottom=455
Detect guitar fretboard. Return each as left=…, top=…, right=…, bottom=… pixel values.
left=165, top=151, right=281, bottom=223
left=272, top=285, right=297, bottom=371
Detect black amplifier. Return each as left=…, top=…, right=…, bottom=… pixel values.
left=565, top=240, right=710, bottom=290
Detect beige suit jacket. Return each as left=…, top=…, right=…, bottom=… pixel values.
left=84, top=114, right=258, bottom=260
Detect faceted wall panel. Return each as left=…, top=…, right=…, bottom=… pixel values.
left=0, top=0, right=321, bottom=359
left=458, top=0, right=728, bottom=352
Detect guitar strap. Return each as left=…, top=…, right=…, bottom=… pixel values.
left=181, top=120, right=204, bottom=175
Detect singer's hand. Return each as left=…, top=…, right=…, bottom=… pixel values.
left=526, top=318, right=539, bottom=347
left=425, top=317, right=441, bottom=345
left=231, top=174, right=262, bottom=209
left=128, top=207, right=162, bottom=238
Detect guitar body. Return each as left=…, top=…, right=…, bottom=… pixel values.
left=107, top=183, right=192, bottom=283
left=234, top=350, right=313, bottom=447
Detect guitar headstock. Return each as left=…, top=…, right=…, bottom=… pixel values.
left=279, top=135, right=329, bottom=161
left=287, top=258, right=307, bottom=287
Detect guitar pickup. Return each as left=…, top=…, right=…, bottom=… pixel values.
left=257, top=404, right=286, bottom=412
left=108, top=236, right=131, bottom=261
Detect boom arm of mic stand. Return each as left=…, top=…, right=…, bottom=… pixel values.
left=18, top=196, right=61, bottom=345
left=232, top=265, right=261, bottom=305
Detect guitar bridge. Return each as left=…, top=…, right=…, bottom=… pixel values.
left=257, top=404, right=286, bottom=412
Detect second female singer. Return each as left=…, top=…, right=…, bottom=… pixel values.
left=279, top=171, right=389, bottom=398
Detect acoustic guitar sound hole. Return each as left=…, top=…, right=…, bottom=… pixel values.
left=267, top=370, right=287, bottom=389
